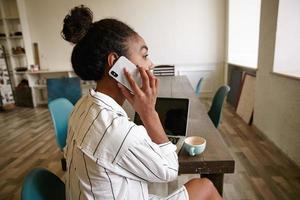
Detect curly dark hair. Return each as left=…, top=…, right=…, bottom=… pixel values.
left=61, top=5, right=137, bottom=80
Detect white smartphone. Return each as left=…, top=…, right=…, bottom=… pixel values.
left=109, top=56, right=141, bottom=92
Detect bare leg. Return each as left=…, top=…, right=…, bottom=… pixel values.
left=184, top=178, right=223, bottom=200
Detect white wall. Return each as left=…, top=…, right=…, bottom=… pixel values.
left=254, top=0, right=300, bottom=166
left=273, top=0, right=300, bottom=77
left=19, top=0, right=226, bottom=96
left=228, top=0, right=261, bottom=68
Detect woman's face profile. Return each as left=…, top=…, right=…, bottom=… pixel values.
left=127, top=35, right=153, bottom=70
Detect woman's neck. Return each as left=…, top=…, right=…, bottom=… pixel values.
left=95, top=76, right=125, bottom=106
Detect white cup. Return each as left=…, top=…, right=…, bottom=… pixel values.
left=184, top=136, right=206, bottom=156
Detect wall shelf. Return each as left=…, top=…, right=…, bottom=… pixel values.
left=0, top=16, right=19, bottom=20
left=0, top=0, right=29, bottom=107
left=14, top=71, right=27, bottom=75
left=22, top=70, right=94, bottom=107
left=26, top=70, right=72, bottom=74
left=10, top=53, right=25, bottom=57
left=32, top=84, right=46, bottom=89
left=8, top=36, right=22, bottom=39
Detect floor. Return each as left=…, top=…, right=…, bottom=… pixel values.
left=204, top=100, right=300, bottom=200
left=0, top=100, right=299, bottom=200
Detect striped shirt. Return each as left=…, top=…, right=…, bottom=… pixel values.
left=65, top=89, right=186, bottom=200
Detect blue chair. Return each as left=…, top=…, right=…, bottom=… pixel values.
left=47, top=77, right=81, bottom=105
left=208, top=85, right=230, bottom=128
left=21, top=168, right=65, bottom=200
left=195, top=77, right=204, bottom=97
left=48, top=98, right=74, bottom=170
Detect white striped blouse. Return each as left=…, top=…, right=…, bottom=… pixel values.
left=65, top=89, right=179, bottom=200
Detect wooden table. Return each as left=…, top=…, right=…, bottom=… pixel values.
left=124, top=76, right=235, bottom=195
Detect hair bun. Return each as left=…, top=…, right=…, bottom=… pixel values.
left=61, top=5, right=93, bottom=44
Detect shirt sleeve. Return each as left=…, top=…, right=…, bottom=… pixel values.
left=116, top=126, right=179, bottom=183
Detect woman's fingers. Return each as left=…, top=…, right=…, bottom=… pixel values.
left=146, top=70, right=156, bottom=89
left=123, top=66, right=157, bottom=97
left=124, top=68, right=142, bottom=95
left=138, top=66, right=150, bottom=89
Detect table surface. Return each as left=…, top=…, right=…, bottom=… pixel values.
left=123, top=76, right=235, bottom=175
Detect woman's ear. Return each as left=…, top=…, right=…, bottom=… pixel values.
left=107, top=52, right=119, bottom=68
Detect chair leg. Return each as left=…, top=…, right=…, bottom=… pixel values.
left=61, top=158, right=67, bottom=171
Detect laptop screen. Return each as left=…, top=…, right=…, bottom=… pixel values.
left=134, top=97, right=189, bottom=136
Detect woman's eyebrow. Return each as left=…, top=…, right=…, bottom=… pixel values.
left=140, top=45, right=148, bottom=52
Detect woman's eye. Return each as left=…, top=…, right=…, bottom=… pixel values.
left=144, top=54, right=149, bottom=59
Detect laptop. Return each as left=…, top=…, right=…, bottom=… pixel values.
left=134, top=97, right=190, bottom=153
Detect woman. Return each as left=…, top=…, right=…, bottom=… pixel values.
left=62, top=5, right=222, bottom=200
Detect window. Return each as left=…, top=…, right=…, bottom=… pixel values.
left=273, top=0, right=300, bottom=78
left=227, top=0, right=261, bottom=68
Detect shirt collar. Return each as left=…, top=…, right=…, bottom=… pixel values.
left=89, top=89, right=128, bottom=117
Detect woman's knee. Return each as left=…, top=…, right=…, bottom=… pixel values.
left=199, top=178, right=214, bottom=188
left=184, top=178, right=218, bottom=200
left=186, top=178, right=214, bottom=188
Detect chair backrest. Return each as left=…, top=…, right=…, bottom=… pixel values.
left=47, top=77, right=81, bottom=105
left=21, top=168, right=65, bottom=200
left=48, top=98, right=74, bottom=150
left=195, top=77, right=204, bottom=97
left=208, top=85, right=230, bottom=128
left=153, top=65, right=175, bottom=76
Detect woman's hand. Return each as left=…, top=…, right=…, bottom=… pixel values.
left=118, top=66, right=168, bottom=144
left=118, top=66, right=158, bottom=121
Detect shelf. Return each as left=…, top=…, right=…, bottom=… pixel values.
left=1, top=17, right=19, bottom=20
left=0, top=36, right=23, bottom=40
left=32, top=85, right=46, bottom=89
left=26, top=70, right=72, bottom=74
left=10, top=53, right=25, bottom=57
left=0, top=0, right=29, bottom=105
left=32, top=83, right=96, bottom=89
left=14, top=71, right=27, bottom=75
left=9, top=36, right=23, bottom=39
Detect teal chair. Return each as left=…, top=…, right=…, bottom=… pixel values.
left=47, top=77, right=81, bottom=105
left=21, top=168, right=65, bottom=200
left=48, top=98, right=74, bottom=170
left=195, top=77, right=204, bottom=97
left=208, top=85, right=230, bottom=128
